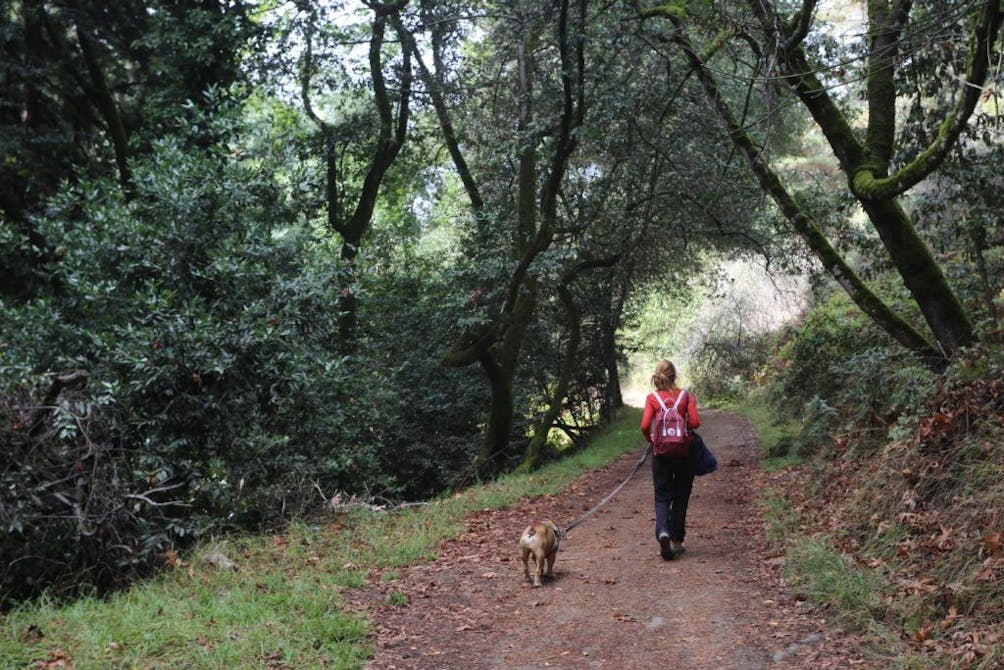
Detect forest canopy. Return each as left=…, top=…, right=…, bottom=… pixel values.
left=1, top=0, right=1001, bottom=604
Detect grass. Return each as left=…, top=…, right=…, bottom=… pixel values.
left=737, top=396, right=913, bottom=666
left=744, top=387, right=1004, bottom=669
left=1, top=408, right=644, bottom=670
left=761, top=494, right=800, bottom=548
left=725, top=391, right=803, bottom=470
left=785, top=537, right=886, bottom=626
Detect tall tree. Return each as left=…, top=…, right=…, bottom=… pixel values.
left=297, top=0, right=413, bottom=347
left=401, top=0, right=587, bottom=477
left=642, top=0, right=1002, bottom=366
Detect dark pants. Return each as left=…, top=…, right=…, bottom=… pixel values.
left=652, top=452, right=695, bottom=542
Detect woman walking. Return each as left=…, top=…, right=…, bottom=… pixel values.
left=640, top=360, right=701, bottom=560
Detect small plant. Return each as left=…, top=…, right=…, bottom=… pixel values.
left=798, top=396, right=838, bottom=457
left=385, top=591, right=409, bottom=607
left=786, top=537, right=886, bottom=627
left=762, top=494, right=800, bottom=548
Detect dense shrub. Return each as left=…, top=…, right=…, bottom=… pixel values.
left=688, top=328, right=775, bottom=403
left=767, top=289, right=893, bottom=413
left=0, top=108, right=485, bottom=604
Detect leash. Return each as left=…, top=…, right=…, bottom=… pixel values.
left=561, top=443, right=652, bottom=536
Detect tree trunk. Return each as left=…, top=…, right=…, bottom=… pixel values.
left=73, top=25, right=133, bottom=197
left=967, top=225, right=999, bottom=330
left=474, top=284, right=537, bottom=477
left=473, top=0, right=586, bottom=476
left=478, top=355, right=516, bottom=476
left=521, top=285, right=579, bottom=471
left=471, top=23, right=538, bottom=477
left=652, top=0, right=999, bottom=365
left=749, top=0, right=997, bottom=357
left=664, top=22, right=943, bottom=364
left=300, top=7, right=411, bottom=350
left=602, top=281, right=628, bottom=420
left=859, top=196, right=977, bottom=355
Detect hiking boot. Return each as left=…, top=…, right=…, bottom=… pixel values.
left=658, top=532, right=674, bottom=560
left=670, top=540, right=685, bottom=555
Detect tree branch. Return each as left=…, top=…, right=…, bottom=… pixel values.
left=781, top=0, right=817, bottom=51
left=652, top=9, right=942, bottom=362
left=853, top=0, right=1001, bottom=198
left=396, top=15, right=485, bottom=213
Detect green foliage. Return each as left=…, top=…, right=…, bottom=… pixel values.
left=760, top=283, right=943, bottom=458
left=768, top=288, right=891, bottom=411
left=726, top=392, right=801, bottom=467
left=0, top=100, right=485, bottom=604
left=385, top=591, right=409, bottom=607
left=797, top=396, right=838, bottom=457
left=0, top=409, right=643, bottom=668
left=785, top=537, right=889, bottom=628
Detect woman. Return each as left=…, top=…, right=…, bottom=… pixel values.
left=640, top=360, right=700, bottom=560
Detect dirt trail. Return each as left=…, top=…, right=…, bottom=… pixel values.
left=351, top=410, right=861, bottom=669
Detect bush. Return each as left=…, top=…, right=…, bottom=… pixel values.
left=689, top=328, right=775, bottom=403
left=0, top=379, right=144, bottom=602
left=767, top=290, right=892, bottom=414
left=0, top=106, right=488, bottom=605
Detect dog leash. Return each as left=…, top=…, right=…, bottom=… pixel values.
left=561, top=443, right=652, bottom=536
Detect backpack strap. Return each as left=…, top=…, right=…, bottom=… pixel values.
left=651, top=391, right=669, bottom=411
left=653, top=389, right=687, bottom=412
left=672, top=389, right=688, bottom=411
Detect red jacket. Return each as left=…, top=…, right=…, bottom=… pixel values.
left=640, top=388, right=701, bottom=444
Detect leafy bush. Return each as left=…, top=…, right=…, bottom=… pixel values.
left=0, top=104, right=487, bottom=604
left=795, top=395, right=838, bottom=457
left=767, top=289, right=892, bottom=414
left=689, top=328, right=775, bottom=403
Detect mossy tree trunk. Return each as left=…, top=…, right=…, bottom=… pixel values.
left=647, top=0, right=1002, bottom=365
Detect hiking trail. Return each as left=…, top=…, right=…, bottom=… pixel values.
left=350, top=409, right=863, bottom=669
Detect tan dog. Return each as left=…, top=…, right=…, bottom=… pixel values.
left=520, top=520, right=561, bottom=587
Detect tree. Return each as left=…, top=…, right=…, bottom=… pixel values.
left=297, top=0, right=413, bottom=347
left=400, top=0, right=588, bottom=477
left=642, top=0, right=1002, bottom=367
left=520, top=255, right=619, bottom=470
left=1, top=0, right=257, bottom=298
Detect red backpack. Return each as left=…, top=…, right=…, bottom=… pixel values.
left=650, top=390, right=689, bottom=458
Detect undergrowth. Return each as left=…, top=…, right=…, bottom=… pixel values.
left=757, top=351, right=1004, bottom=669
left=0, top=410, right=644, bottom=669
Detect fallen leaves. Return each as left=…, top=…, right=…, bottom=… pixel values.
left=162, top=548, right=187, bottom=568
left=32, top=649, right=74, bottom=669
left=975, top=556, right=1001, bottom=583
left=929, top=525, right=958, bottom=552
left=981, top=532, right=1002, bottom=556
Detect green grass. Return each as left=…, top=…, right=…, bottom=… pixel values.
left=725, top=392, right=802, bottom=470
left=761, top=494, right=801, bottom=548
left=1, top=408, right=644, bottom=670
left=785, top=537, right=886, bottom=623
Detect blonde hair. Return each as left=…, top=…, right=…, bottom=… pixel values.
left=651, top=360, right=677, bottom=391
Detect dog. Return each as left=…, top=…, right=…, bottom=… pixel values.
left=520, top=520, right=561, bottom=587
